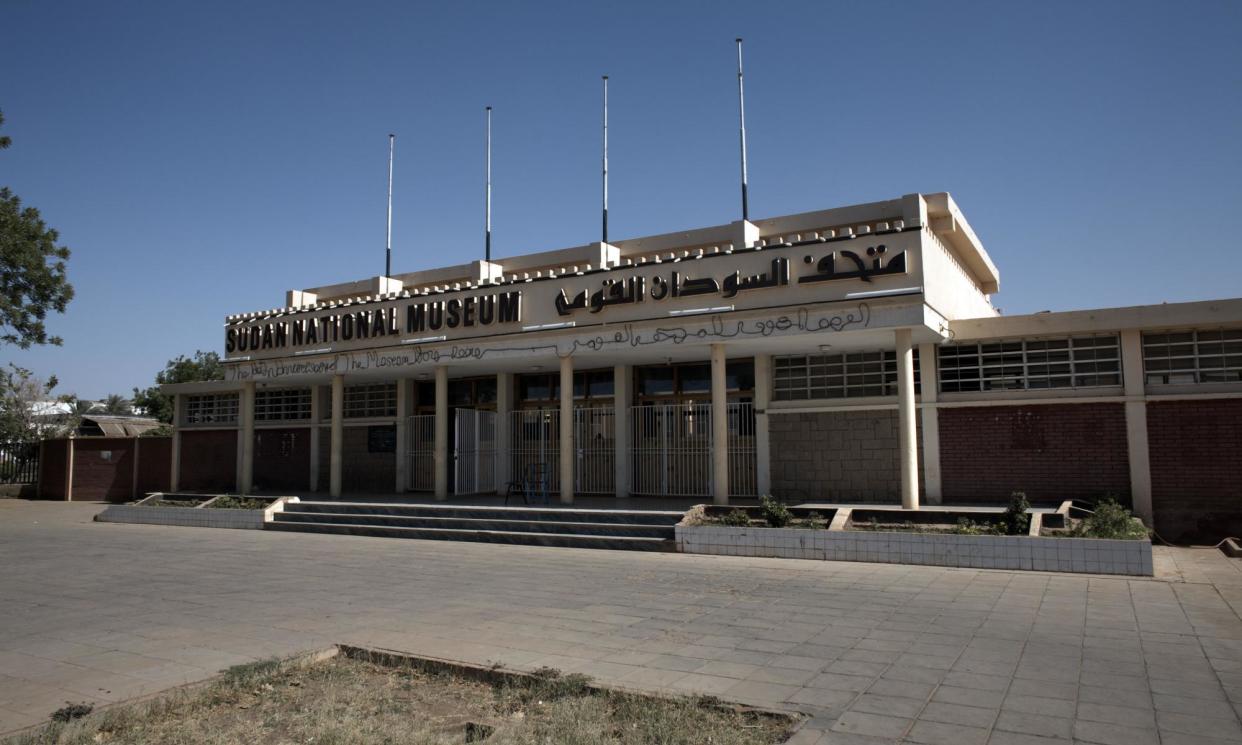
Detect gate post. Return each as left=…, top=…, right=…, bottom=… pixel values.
left=394, top=379, right=410, bottom=493
left=754, top=354, right=771, bottom=496
left=434, top=365, right=448, bottom=500
left=711, top=344, right=729, bottom=505
left=613, top=365, right=630, bottom=498
left=496, top=372, right=512, bottom=494
left=559, top=355, right=574, bottom=504
left=330, top=375, right=344, bottom=498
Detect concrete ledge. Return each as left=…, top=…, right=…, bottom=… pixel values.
left=676, top=524, right=1153, bottom=576
left=96, top=504, right=265, bottom=530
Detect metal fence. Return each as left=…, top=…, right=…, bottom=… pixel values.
left=454, top=409, right=497, bottom=495
left=630, top=403, right=713, bottom=496
left=573, top=406, right=615, bottom=495
left=0, top=442, right=39, bottom=484
left=406, top=415, right=435, bottom=492
left=508, top=409, right=560, bottom=495
left=727, top=402, right=757, bottom=497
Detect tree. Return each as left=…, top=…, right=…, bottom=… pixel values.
left=102, top=394, right=130, bottom=415
left=0, top=364, right=66, bottom=442
left=132, top=350, right=224, bottom=424
left=0, top=110, right=74, bottom=348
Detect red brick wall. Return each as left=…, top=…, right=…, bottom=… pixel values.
left=1148, top=399, right=1242, bottom=543
left=38, top=439, right=68, bottom=499
left=136, top=437, right=172, bottom=495
left=253, top=427, right=311, bottom=493
left=317, top=425, right=397, bottom=494
left=179, top=430, right=237, bottom=493
left=69, top=438, right=136, bottom=502
left=939, top=403, right=1131, bottom=503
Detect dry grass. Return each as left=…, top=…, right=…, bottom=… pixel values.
left=6, top=653, right=797, bottom=745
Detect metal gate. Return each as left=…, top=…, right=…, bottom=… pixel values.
left=629, top=402, right=756, bottom=497
left=406, top=414, right=435, bottom=491
left=454, top=409, right=497, bottom=495
left=573, top=407, right=615, bottom=494
left=508, top=409, right=560, bottom=494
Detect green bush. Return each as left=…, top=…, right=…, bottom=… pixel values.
left=805, top=511, right=827, bottom=530
left=953, top=518, right=998, bottom=536
left=1072, top=498, right=1149, bottom=540
left=720, top=508, right=751, bottom=527
left=1000, top=491, right=1031, bottom=536
left=759, top=495, right=791, bottom=528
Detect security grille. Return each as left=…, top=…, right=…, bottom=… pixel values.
left=728, top=402, right=757, bottom=497
left=406, top=414, right=435, bottom=491
left=630, top=403, right=712, bottom=496
left=344, top=383, right=397, bottom=418
left=254, top=388, right=311, bottom=421
left=184, top=393, right=239, bottom=425
left=939, top=335, right=1121, bottom=392
left=773, top=351, right=914, bottom=400
left=573, top=407, right=615, bottom=495
left=1143, top=329, right=1242, bottom=384
left=454, top=409, right=497, bottom=495
left=509, top=409, right=560, bottom=495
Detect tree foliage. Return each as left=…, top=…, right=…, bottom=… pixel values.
left=0, top=110, right=74, bottom=348
left=0, top=364, right=65, bottom=442
left=132, top=350, right=224, bottom=424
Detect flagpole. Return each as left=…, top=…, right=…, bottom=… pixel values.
left=385, top=133, right=394, bottom=278
left=485, top=106, right=492, bottom=263
left=602, top=75, right=609, bottom=245
left=735, top=38, right=749, bottom=222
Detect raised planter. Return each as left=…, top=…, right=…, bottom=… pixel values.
left=96, top=495, right=298, bottom=530
left=677, top=513, right=1153, bottom=576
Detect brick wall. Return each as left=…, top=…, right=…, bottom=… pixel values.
left=1148, top=399, right=1242, bottom=543
left=769, top=410, right=923, bottom=503
left=253, top=427, right=311, bottom=493
left=179, top=430, right=237, bottom=493
left=317, top=425, right=397, bottom=494
left=69, top=438, right=136, bottom=502
left=939, top=403, right=1130, bottom=503
left=38, top=439, right=68, bottom=499
left=135, top=437, right=172, bottom=494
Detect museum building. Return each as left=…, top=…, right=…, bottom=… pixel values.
left=163, top=192, right=1242, bottom=542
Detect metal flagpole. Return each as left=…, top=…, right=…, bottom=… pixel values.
left=602, top=75, right=609, bottom=245
left=735, top=38, right=749, bottom=222
left=485, top=106, right=493, bottom=263
left=385, top=133, right=395, bottom=278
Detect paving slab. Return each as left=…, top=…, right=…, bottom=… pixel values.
left=3, top=500, right=1242, bottom=743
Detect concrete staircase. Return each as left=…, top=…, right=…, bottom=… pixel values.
left=266, top=501, right=685, bottom=552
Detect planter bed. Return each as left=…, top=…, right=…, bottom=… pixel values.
left=678, top=505, right=1152, bottom=576
left=95, top=494, right=295, bottom=530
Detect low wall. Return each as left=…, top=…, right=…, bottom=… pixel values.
left=96, top=505, right=265, bottom=530
left=676, top=525, right=1152, bottom=576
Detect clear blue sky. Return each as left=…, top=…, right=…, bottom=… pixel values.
left=2, top=0, right=1239, bottom=399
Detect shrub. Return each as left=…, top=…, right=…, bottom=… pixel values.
left=720, top=508, right=751, bottom=527
left=805, top=511, right=827, bottom=530
left=1072, top=498, right=1149, bottom=540
left=759, top=495, right=791, bottom=528
left=1000, top=491, right=1031, bottom=536
left=953, top=518, right=996, bottom=536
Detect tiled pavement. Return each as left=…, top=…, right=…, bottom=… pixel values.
left=3, top=501, right=1242, bottom=743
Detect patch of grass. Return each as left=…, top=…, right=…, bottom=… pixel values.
left=205, top=496, right=273, bottom=510
left=5, top=654, right=797, bottom=745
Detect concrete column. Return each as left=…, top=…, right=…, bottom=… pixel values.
left=918, top=342, right=943, bottom=505
left=330, top=375, right=344, bottom=498
left=613, top=364, right=631, bottom=498
left=495, top=372, right=513, bottom=493
left=711, top=343, right=729, bottom=505
left=170, top=394, right=184, bottom=492
left=753, top=354, right=772, bottom=496
left=240, top=381, right=255, bottom=495
left=896, top=330, right=919, bottom=509
left=130, top=437, right=140, bottom=501
left=559, top=355, right=574, bottom=504
left=309, top=385, right=322, bottom=492
left=65, top=435, right=75, bottom=501
left=1121, top=329, right=1153, bottom=524
left=394, top=378, right=409, bottom=493
left=434, top=365, right=448, bottom=500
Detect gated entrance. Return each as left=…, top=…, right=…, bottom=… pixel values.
left=453, top=408, right=497, bottom=495
left=630, top=402, right=756, bottom=498
left=406, top=414, right=435, bottom=492
left=508, top=409, right=560, bottom=495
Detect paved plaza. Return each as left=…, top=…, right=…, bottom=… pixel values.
left=3, top=501, right=1242, bottom=743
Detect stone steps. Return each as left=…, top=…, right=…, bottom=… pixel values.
left=266, top=501, right=685, bottom=552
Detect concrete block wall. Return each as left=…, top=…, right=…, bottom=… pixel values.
left=769, top=410, right=923, bottom=502
left=180, top=430, right=238, bottom=493
left=317, top=425, right=397, bottom=495
left=939, top=403, right=1131, bottom=503
left=1148, top=398, right=1242, bottom=543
